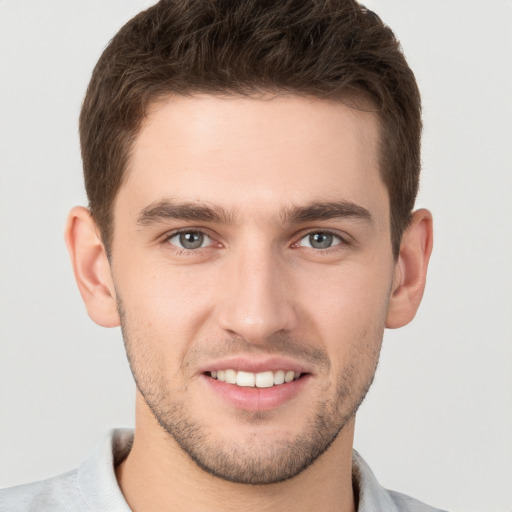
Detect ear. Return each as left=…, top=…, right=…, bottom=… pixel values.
left=64, top=206, right=120, bottom=328
left=386, top=209, right=433, bottom=329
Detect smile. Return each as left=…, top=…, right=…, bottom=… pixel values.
left=209, top=370, right=301, bottom=388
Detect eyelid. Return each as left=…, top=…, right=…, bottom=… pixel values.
left=301, top=232, right=340, bottom=247
left=159, top=226, right=351, bottom=252
left=162, top=227, right=219, bottom=249
left=293, top=228, right=351, bottom=247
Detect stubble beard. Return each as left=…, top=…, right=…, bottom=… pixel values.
left=138, top=375, right=375, bottom=485
left=119, top=309, right=382, bottom=485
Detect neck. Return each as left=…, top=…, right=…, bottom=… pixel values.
left=116, top=399, right=356, bottom=512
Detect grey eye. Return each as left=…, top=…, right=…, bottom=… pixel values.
left=169, top=231, right=210, bottom=250
left=299, top=232, right=341, bottom=249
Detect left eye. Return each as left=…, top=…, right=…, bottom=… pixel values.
left=168, top=231, right=212, bottom=250
left=298, top=232, right=342, bottom=249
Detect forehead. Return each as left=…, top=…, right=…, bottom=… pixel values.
left=118, top=93, right=387, bottom=226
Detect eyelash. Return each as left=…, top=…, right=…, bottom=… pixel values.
left=301, top=231, right=354, bottom=257
left=161, top=228, right=351, bottom=254
left=294, top=231, right=348, bottom=251
left=162, top=228, right=218, bottom=255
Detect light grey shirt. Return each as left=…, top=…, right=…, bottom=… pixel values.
left=0, top=429, right=447, bottom=511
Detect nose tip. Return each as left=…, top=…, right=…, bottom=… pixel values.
left=224, top=305, right=284, bottom=343
left=217, top=252, right=297, bottom=344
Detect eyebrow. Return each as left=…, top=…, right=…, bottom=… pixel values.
left=136, top=199, right=372, bottom=227
left=137, top=200, right=236, bottom=226
left=282, top=201, right=373, bottom=224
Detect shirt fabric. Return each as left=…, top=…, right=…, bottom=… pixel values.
left=0, top=429, right=447, bottom=512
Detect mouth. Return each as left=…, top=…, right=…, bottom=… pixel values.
left=208, top=369, right=302, bottom=388
left=202, top=363, right=310, bottom=411
left=199, top=357, right=312, bottom=411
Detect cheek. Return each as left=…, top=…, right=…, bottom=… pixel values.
left=296, top=261, right=392, bottom=363
left=115, top=262, right=219, bottom=348
left=299, top=260, right=392, bottom=321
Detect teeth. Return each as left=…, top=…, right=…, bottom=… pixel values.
left=237, top=371, right=255, bottom=387
left=225, top=369, right=237, bottom=384
left=211, top=369, right=301, bottom=388
left=274, top=370, right=285, bottom=385
left=255, top=371, right=274, bottom=388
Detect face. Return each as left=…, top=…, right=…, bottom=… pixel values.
left=110, top=94, right=396, bottom=484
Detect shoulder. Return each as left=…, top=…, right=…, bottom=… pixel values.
left=352, top=450, right=449, bottom=512
left=0, top=470, right=85, bottom=512
left=0, top=429, right=133, bottom=512
left=387, top=489, right=449, bottom=512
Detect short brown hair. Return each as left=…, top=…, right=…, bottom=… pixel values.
left=80, top=0, right=421, bottom=257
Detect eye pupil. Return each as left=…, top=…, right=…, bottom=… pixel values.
left=179, top=231, right=204, bottom=249
left=309, top=232, right=333, bottom=249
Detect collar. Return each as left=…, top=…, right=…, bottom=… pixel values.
left=77, top=429, right=405, bottom=512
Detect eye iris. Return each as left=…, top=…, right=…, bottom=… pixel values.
left=179, top=232, right=204, bottom=249
left=310, top=232, right=333, bottom=249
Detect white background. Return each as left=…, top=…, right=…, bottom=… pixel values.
left=0, top=1, right=511, bottom=511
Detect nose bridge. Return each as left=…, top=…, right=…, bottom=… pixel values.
left=218, top=237, right=296, bottom=342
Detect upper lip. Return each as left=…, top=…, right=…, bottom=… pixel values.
left=199, top=356, right=312, bottom=375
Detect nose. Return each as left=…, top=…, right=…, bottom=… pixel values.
left=216, top=242, right=298, bottom=344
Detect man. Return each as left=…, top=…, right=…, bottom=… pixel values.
left=0, top=1, right=442, bottom=510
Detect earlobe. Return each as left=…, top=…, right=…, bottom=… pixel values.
left=386, top=209, right=433, bottom=329
left=64, top=206, right=120, bottom=328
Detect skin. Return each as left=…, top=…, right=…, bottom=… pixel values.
left=66, top=94, right=433, bottom=512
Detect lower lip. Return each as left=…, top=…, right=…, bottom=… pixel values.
left=202, top=374, right=311, bottom=412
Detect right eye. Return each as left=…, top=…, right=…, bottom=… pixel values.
left=167, top=231, right=213, bottom=250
